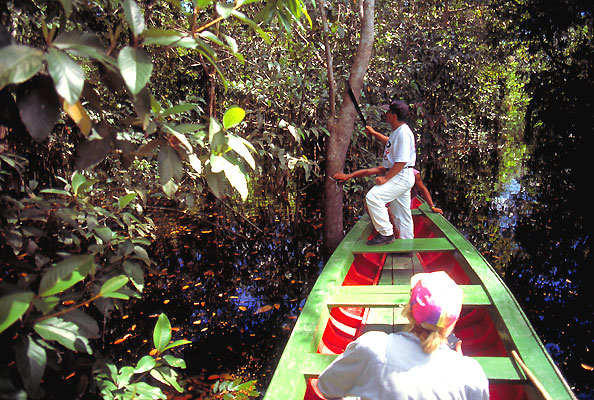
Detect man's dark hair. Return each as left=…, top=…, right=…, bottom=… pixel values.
left=389, top=100, right=410, bottom=122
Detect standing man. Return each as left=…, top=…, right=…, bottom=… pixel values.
left=365, top=99, right=416, bottom=245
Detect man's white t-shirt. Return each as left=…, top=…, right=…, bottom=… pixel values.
left=382, top=124, right=416, bottom=170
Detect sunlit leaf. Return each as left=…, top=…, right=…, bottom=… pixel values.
left=134, top=355, right=156, bottom=374
left=38, top=255, right=94, bottom=297
left=34, top=317, right=92, bottom=353
left=118, top=46, right=152, bottom=95
left=153, top=313, right=171, bottom=353
left=162, top=339, right=191, bottom=351
left=46, top=48, right=84, bottom=105
left=100, top=275, right=129, bottom=297
left=162, top=355, right=186, bottom=369
left=222, top=106, right=245, bottom=130
left=63, top=100, right=92, bottom=137
left=0, top=292, right=34, bottom=333
left=227, top=134, right=255, bottom=169
left=0, top=45, right=43, bottom=90
left=123, top=0, right=145, bottom=36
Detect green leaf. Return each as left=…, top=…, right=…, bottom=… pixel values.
left=161, top=103, right=197, bottom=116
left=134, top=355, right=156, bottom=374
left=216, top=2, right=234, bottom=19
left=153, top=313, right=171, bottom=353
left=123, top=0, right=145, bottom=36
left=157, top=145, right=183, bottom=185
left=33, top=317, right=92, bottom=353
left=61, top=309, right=99, bottom=339
left=162, top=355, right=186, bottom=369
left=0, top=45, right=43, bottom=90
left=118, top=193, right=137, bottom=209
left=142, top=29, right=185, bottom=46
left=38, top=255, right=94, bottom=297
left=99, top=275, right=129, bottom=296
left=58, top=0, right=73, bottom=16
left=53, top=31, right=115, bottom=66
left=123, top=260, right=144, bottom=292
left=118, top=46, right=153, bottom=95
left=162, top=339, right=191, bottom=351
left=222, top=106, right=245, bottom=130
left=46, top=48, right=84, bottom=105
left=227, top=134, right=255, bottom=169
left=15, top=336, right=46, bottom=396
left=125, top=382, right=166, bottom=399
left=151, top=367, right=183, bottom=392
left=224, top=163, right=248, bottom=201
left=208, top=117, right=223, bottom=143
left=0, top=292, right=34, bottom=333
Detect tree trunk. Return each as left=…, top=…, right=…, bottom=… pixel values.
left=322, top=0, right=375, bottom=256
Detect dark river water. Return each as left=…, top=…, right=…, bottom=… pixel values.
left=96, top=156, right=593, bottom=400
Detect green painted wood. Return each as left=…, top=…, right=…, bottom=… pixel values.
left=263, top=217, right=370, bottom=400
left=301, top=353, right=525, bottom=382
left=416, top=202, right=576, bottom=399
left=328, top=285, right=491, bottom=307
left=352, top=237, right=455, bottom=253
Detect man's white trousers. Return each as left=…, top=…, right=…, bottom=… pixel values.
left=365, top=169, right=415, bottom=239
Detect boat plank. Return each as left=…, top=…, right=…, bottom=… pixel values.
left=302, top=353, right=525, bottom=382
left=353, top=238, right=455, bottom=254
left=328, top=285, right=491, bottom=307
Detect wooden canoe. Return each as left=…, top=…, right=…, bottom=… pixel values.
left=264, top=200, right=576, bottom=400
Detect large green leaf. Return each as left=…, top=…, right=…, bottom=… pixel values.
left=54, top=31, right=116, bottom=66
left=0, top=45, right=43, bottom=90
left=38, top=254, right=94, bottom=297
left=33, top=317, right=92, bottom=353
left=157, top=145, right=183, bottom=185
left=123, top=0, right=145, bottom=36
left=0, top=292, right=34, bottom=333
left=117, top=46, right=153, bottom=95
left=14, top=336, right=46, bottom=396
left=46, top=48, right=84, bottom=105
left=153, top=313, right=171, bottom=353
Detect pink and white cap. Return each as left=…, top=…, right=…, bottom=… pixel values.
left=410, top=271, right=463, bottom=330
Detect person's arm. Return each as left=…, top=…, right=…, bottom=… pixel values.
left=375, top=162, right=406, bottom=185
left=317, top=335, right=373, bottom=398
left=334, top=166, right=386, bottom=183
left=365, top=125, right=389, bottom=145
left=414, top=174, right=443, bottom=214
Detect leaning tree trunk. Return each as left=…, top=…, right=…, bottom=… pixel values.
left=322, top=0, right=375, bottom=255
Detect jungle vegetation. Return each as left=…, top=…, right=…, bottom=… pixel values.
left=1, top=0, right=591, bottom=398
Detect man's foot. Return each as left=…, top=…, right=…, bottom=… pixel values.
left=367, top=234, right=395, bottom=246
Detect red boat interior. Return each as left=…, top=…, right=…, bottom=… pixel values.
left=304, top=208, right=529, bottom=400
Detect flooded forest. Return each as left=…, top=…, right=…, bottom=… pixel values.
left=1, top=0, right=592, bottom=399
